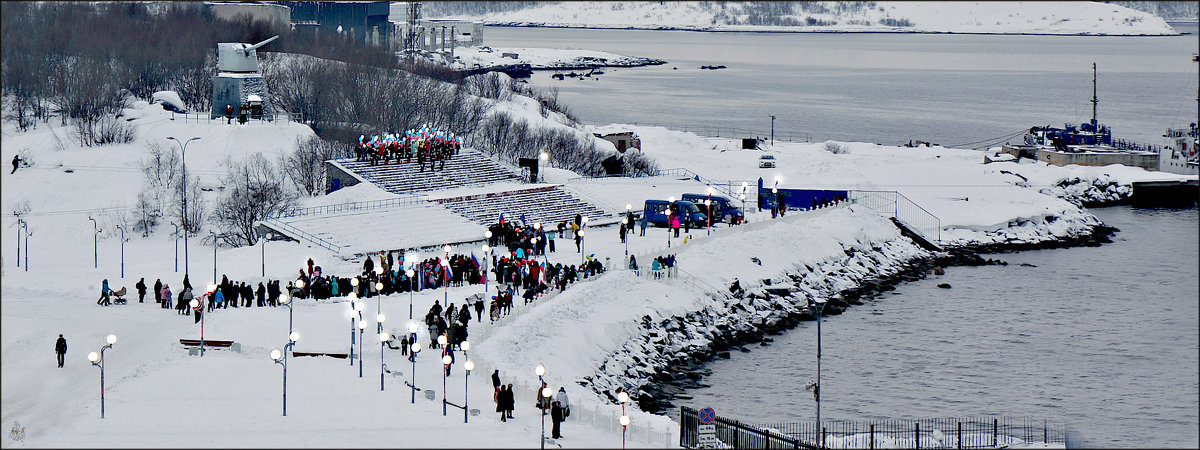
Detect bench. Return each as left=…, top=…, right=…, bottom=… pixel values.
left=180, top=339, right=240, bottom=354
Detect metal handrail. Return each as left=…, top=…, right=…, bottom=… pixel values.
left=269, top=195, right=431, bottom=219
left=259, top=219, right=343, bottom=254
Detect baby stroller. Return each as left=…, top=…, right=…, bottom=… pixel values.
left=111, top=287, right=128, bottom=305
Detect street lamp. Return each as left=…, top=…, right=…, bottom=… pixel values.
left=209, top=231, right=218, bottom=282
left=349, top=299, right=363, bottom=367
left=89, top=217, right=100, bottom=269
left=357, top=318, right=367, bottom=377
left=482, top=242, right=490, bottom=293
left=260, top=233, right=267, bottom=277
left=578, top=230, right=585, bottom=265
left=14, top=217, right=23, bottom=268
left=87, top=334, right=117, bottom=419
left=440, top=334, right=449, bottom=416
left=463, top=356, right=474, bottom=424
left=406, top=267, right=416, bottom=320
left=618, top=390, right=631, bottom=449
left=770, top=114, right=776, bottom=146
left=19, top=220, right=30, bottom=271
left=270, top=331, right=300, bottom=416
left=171, top=222, right=180, bottom=272
left=409, top=322, right=421, bottom=404
left=806, top=297, right=828, bottom=448
left=378, top=313, right=388, bottom=391
left=740, top=181, right=749, bottom=223
left=279, top=292, right=294, bottom=336
left=115, top=224, right=127, bottom=279
left=536, top=363, right=548, bottom=449
left=166, top=136, right=200, bottom=277
left=539, top=151, right=549, bottom=182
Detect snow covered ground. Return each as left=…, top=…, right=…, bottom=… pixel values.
left=441, top=1, right=1178, bottom=36
left=1, top=90, right=1173, bottom=447
left=453, top=46, right=664, bottom=72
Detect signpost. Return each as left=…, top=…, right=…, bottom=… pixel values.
left=697, top=407, right=718, bottom=448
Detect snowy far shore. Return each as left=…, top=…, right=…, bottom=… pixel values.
left=437, top=1, right=1180, bottom=36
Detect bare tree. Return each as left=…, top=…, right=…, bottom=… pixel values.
left=212, top=153, right=297, bottom=246
left=175, top=173, right=206, bottom=235
left=284, top=136, right=342, bottom=196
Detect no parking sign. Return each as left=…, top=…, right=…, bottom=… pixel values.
left=697, top=407, right=718, bottom=447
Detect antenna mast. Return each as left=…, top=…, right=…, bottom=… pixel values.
left=405, top=2, right=421, bottom=65
left=1091, top=62, right=1098, bottom=129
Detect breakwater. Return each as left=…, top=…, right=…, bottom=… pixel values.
left=581, top=207, right=1113, bottom=415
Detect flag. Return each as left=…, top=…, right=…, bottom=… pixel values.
left=417, top=267, right=424, bottom=290
left=470, top=253, right=479, bottom=269
left=519, top=213, right=526, bottom=226
left=498, top=213, right=505, bottom=225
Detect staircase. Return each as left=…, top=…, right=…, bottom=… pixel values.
left=333, top=149, right=522, bottom=195
left=433, top=185, right=611, bottom=226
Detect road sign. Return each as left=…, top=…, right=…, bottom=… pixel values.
left=697, top=434, right=719, bottom=446
left=698, top=424, right=716, bottom=434
left=698, top=407, right=716, bottom=424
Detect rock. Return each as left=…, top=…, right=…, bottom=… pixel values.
left=937, top=283, right=951, bottom=289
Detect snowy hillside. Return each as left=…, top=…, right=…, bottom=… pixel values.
left=436, top=1, right=1178, bottom=35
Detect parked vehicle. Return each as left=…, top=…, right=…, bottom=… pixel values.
left=643, top=200, right=708, bottom=228
left=680, top=193, right=744, bottom=224
left=758, top=154, right=776, bottom=168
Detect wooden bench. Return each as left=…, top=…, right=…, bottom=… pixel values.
left=180, top=339, right=240, bottom=354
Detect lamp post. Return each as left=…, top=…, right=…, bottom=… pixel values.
left=539, top=151, right=549, bottom=182
left=536, top=364, right=548, bottom=450
left=171, top=222, right=179, bottom=272
left=805, top=298, right=828, bottom=449
left=358, top=317, right=366, bottom=378
left=209, top=231, right=217, bottom=282
left=20, top=220, right=30, bottom=271
left=578, top=230, right=585, bottom=265
left=270, top=331, right=300, bottom=416
left=460, top=340, right=472, bottom=423
left=86, top=334, right=117, bottom=419
left=349, top=299, right=363, bottom=367
left=773, top=175, right=782, bottom=215
left=409, top=322, right=421, bottom=404
left=115, top=224, right=127, bottom=279
left=15, top=217, right=24, bottom=268
left=280, top=292, right=294, bottom=335
left=740, top=181, right=749, bottom=224
left=618, top=390, right=631, bottom=449
left=89, top=216, right=100, bottom=269
left=406, top=267, right=415, bottom=320
left=166, top=136, right=200, bottom=278
left=260, top=233, right=266, bottom=277
left=378, top=313, right=387, bottom=391
left=440, top=334, right=449, bottom=416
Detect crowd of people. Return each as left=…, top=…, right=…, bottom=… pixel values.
left=355, top=126, right=463, bottom=172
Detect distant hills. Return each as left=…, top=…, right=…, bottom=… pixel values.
left=422, top=1, right=1181, bottom=35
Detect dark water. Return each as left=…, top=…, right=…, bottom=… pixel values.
left=677, top=206, right=1199, bottom=448
left=487, top=25, right=1199, bottom=147
left=483, top=25, right=1200, bottom=448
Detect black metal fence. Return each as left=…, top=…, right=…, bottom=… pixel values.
left=681, top=407, right=1068, bottom=449
left=681, top=406, right=809, bottom=449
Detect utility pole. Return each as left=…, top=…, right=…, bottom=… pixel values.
left=1090, top=62, right=1098, bottom=129
left=770, top=115, right=776, bottom=146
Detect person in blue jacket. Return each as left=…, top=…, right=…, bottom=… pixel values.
left=96, top=279, right=112, bottom=306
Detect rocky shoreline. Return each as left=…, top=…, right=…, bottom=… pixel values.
left=579, top=213, right=1116, bottom=416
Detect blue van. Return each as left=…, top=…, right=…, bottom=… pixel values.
left=643, top=200, right=708, bottom=228
left=680, top=193, right=744, bottom=225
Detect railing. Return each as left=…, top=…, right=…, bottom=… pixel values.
left=258, top=219, right=344, bottom=254
left=168, top=110, right=302, bottom=125
left=756, top=416, right=1068, bottom=449
left=681, top=405, right=805, bottom=449
left=848, top=190, right=942, bottom=244
left=269, top=195, right=431, bottom=219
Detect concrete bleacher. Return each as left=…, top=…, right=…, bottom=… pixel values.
left=270, top=202, right=487, bottom=255
left=431, top=185, right=612, bottom=227
left=334, top=149, right=522, bottom=195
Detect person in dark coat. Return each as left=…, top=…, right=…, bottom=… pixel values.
left=182, top=274, right=192, bottom=292
left=504, top=383, right=516, bottom=419
left=55, top=334, right=67, bottom=368
left=474, top=298, right=485, bottom=323
left=135, top=278, right=147, bottom=303
left=550, top=400, right=565, bottom=439
left=497, top=384, right=508, bottom=421
left=153, top=279, right=163, bottom=307
left=256, top=282, right=266, bottom=307
left=491, top=369, right=501, bottom=403
left=11, top=155, right=20, bottom=174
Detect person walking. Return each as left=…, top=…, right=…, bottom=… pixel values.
left=55, top=334, right=67, bottom=368
left=550, top=400, right=565, bottom=439
left=161, top=284, right=173, bottom=313
left=474, top=297, right=484, bottom=323
left=491, top=369, right=501, bottom=404
left=11, top=154, right=20, bottom=174
left=135, top=278, right=147, bottom=303
left=555, top=387, right=570, bottom=420
left=96, top=279, right=112, bottom=306
left=504, top=383, right=516, bottom=419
